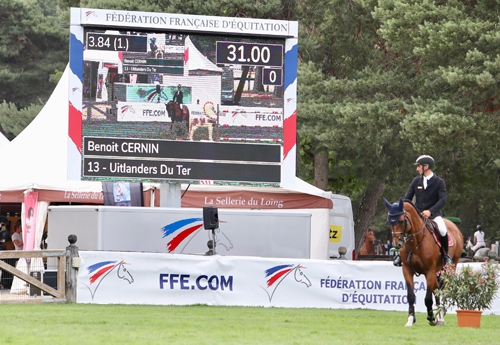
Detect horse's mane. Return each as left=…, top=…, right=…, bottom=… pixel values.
left=403, top=199, right=423, bottom=220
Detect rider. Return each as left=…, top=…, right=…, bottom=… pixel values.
left=393, top=155, right=453, bottom=267
left=471, top=225, right=486, bottom=253
left=173, top=84, right=184, bottom=106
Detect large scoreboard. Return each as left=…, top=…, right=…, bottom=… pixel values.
left=68, top=8, right=298, bottom=187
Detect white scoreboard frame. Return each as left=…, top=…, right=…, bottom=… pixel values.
left=68, top=8, right=298, bottom=188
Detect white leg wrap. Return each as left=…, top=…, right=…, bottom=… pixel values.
left=405, top=315, right=414, bottom=327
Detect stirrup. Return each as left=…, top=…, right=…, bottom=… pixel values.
left=393, top=254, right=402, bottom=267
left=443, top=254, right=453, bottom=266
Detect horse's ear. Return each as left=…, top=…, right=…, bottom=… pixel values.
left=383, top=198, right=392, bottom=210
left=398, top=198, right=404, bottom=209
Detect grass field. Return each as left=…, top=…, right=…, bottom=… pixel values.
left=0, top=304, right=498, bottom=345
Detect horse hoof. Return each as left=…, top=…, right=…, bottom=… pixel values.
left=428, top=319, right=437, bottom=326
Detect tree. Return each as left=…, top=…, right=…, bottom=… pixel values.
left=296, top=0, right=420, bottom=253
left=0, top=0, right=67, bottom=108
left=0, top=102, right=43, bottom=140
left=297, top=0, right=500, bottom=251
left=0, top=0, right=67, bottom=137
left=372, top=0, right=500, bottom=241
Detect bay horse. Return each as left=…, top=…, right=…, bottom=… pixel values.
left=165, top=101, right=190, bottom=131
left=360, top=229, right=377, bottom=255
left=384, top=198, right=464, bottom=327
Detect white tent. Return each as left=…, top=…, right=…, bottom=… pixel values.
left=0, top=131, right=9, bottom=149
left=185, top=36, right=223, bottom=74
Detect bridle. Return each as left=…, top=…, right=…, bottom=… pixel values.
left=390, top=210, right=426, bottom=246
left=390, top=207, right=428, bottom=275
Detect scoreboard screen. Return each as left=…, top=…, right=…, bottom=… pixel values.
left=69, top=8, right=298, bottom=187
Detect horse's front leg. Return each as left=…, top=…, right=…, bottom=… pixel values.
left=403, top=268, right=416, bottom=326
left=435, top=274, right=445, bottom=326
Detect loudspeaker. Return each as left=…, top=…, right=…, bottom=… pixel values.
left=203, top=207, right=219, bottom=230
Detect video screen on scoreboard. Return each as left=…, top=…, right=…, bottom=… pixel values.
left=82, top=29, right=285, bottom=143
left=80, top=28, right=285, bottom=185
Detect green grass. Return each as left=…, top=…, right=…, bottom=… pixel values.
left=0, top=304, right=497, bottom=345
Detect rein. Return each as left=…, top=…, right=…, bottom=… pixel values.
left=392, top=211, right=429, bottom=276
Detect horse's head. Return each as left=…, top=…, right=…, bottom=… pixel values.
left=384, top=198, right=407, bottom=248
left=465, top=238, right=474, bottom=250
left=116, top=261, right=134, bottom=284
left=294, top=266, right=311, bottom=287
left=365, top=229, right=376, bottom=243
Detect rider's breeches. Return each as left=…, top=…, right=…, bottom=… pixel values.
left=472, top=242, right=486, bottom=252
left=433, top=216, right=447, bottom=237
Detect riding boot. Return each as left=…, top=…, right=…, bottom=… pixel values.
left=441, top=233, right=453, bottom=265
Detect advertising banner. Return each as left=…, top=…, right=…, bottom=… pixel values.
left=77, top=252, right=500, bottom=315
left=23, top=191, right=38, bottom=251
left=117, top=102, right=171, bottom=122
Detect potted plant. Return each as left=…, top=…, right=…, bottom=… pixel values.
left=435, top=260, right=500, bottom=327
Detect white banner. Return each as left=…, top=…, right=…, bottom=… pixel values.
left=77, top=8, right=297, bottom=37
left=218, top=107, right=283, bottom=128
left=76, top=252, right=500, bottom=315
left=117, top=102, right=170, bottom=122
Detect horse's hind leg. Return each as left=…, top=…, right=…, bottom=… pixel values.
left=425, top=288, right=437, bottom=326
left=425, top=272, right=444, bottom=326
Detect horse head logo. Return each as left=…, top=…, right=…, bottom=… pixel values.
left=261, top=264, right=311, bottom=302
left=209, top=228, right=234, bottom=251
left=84, top=11, right=97, bottom=19
left=84, top=260, right=134, bottom=300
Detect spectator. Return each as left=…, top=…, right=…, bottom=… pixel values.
left=11, top=223, right=23, bottom=250
left=0, top=216, right=9, bottom=251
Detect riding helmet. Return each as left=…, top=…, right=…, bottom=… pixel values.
left=476, top=225, right=482, bottom=231
left=414, top=155, right=435, bottom=169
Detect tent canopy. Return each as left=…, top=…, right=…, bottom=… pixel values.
left=180, top=177, right=333, bottom=209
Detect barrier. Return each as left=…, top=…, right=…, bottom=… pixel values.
left=0, top=235, right=80, bottom=304
left=77, top=250, right=500, bottom=315
left=0, top=250, right=66, bottom=303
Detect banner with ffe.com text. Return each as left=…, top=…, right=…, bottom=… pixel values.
left=77, top=252, right=500, bottom=315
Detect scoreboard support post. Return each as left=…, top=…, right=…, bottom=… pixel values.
left=160, top=183, right=181, bottom=207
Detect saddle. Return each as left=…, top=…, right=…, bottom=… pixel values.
left=426, top=218, right=454, bottom=248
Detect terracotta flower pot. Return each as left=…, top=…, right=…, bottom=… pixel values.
left=456, top=309, right=482, bottom=328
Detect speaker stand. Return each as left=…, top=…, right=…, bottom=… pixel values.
left=211, top=229, right=217, bottom=255
left=205, top=228, right=217, bottom=255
